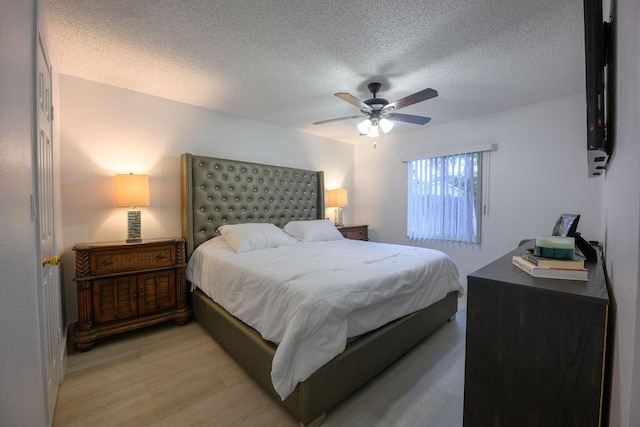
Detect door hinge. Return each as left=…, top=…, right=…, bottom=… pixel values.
left=30, top=195, right=38, bottom=222
left=51, top=105, right=54, bottom=121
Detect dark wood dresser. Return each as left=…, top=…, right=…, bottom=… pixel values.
left=464, top=243, right=609, bottom=427
left=72, top=238, right=191, bottom=350
left=337, top=224, right=369, bottom=241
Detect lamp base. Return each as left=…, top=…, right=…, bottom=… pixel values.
left=126, top=210, right=142, bottom=243
left=334, top=208, right=344, bottom=227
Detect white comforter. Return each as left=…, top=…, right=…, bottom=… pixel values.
left=186, top=237, right=463, bottom=400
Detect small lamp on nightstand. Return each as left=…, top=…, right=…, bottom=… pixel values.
left=327, top=188, right=348, bottom=226
left=115, top=173, right=150, bottom=243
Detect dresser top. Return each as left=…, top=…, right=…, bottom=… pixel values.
left=73, top=237, right=185, bottom=251
left=468, top=242, right=609, bottom=304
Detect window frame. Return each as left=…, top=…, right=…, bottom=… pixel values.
left=407, top=151, right=483, bottom=244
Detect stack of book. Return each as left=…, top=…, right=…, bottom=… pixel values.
left=512, top=249, right=588, bottom=281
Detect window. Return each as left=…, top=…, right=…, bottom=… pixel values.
left=407, top=151, right=481, bottom=244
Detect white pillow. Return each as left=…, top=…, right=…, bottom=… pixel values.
left=283, top=219, right=344, bottom=242
left=217, top=223, right=297, bottom=253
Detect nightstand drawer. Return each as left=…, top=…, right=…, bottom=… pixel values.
left=337, top=225, right=369, bottom=241
left=90, top=244, right=176, bottom=275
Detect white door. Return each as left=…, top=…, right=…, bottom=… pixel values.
left=36, top=32, right=62, bottom=423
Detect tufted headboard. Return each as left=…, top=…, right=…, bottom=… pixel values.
left=181, top=153, right=325, bottom=257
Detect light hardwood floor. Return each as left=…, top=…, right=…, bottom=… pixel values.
left=54, top=301, right=466, bottom=427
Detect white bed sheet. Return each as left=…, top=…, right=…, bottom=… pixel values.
left=186, top=236, right=463, bottom=400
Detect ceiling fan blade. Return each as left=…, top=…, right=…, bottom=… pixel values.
left=385, top=88, right=438, bottom=111
left=313, top=115, right=363, bottom=125
left=335, top=93, right=371, bottom=111
left=387, top=113, right=431, bottom=125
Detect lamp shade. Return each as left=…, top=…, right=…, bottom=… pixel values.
left=379, top=117, right=394, bottom=133
left=115, top=174, right=150, bottom=208
left=367, top=125, right=380, bottom=138
left=357, top=118, right=372, bottom=134
left=327, top=188, right=348, bottom=208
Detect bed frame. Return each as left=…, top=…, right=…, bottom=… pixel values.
left=181, top=153, right=458, bottom=426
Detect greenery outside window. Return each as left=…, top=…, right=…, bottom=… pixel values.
left=407, top=151, right=481, bottom=244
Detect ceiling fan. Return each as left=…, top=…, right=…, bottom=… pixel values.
left=313, top=82, right=438, bottom=137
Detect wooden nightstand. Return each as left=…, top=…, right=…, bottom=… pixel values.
left=337, top=224, right=369, bottom=241
left=72, top=238, right=191, bottom=351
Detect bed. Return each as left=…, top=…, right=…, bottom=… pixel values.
left=181, top=153, right=461, bottom=426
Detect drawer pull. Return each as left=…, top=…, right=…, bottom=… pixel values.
left=157, top=253, right=167, bottom=260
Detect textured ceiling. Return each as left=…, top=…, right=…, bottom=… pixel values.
left=46, top=0, right=585, bottom=144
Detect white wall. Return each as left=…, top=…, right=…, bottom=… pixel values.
left=58, top=75, right=354, bottom=322
left=0, top=0, right=48, bottom=425
left=354, top=93, right=603, bottom=280
left=603, top=0, right=640, bottom=424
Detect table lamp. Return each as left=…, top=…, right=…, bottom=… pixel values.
left=327, top=188, right=348, bottom=226
left=115, top=173, right=150, bottom=243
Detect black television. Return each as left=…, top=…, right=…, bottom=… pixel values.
left=583, top=0, right=611, bottom=177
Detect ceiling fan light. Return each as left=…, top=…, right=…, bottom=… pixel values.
left=357, top=119, right=372, bottom=134
left=367, top=125, right=380, bottom=138
left=379, top=117, right=394, bottom=133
